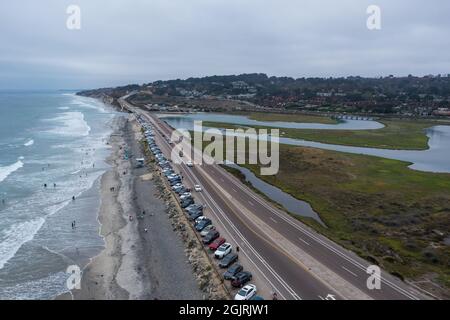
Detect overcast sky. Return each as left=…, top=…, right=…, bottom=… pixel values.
left=0, top=0, right=449, bottom=89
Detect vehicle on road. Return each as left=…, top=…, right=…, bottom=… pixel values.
left=219, top=253, right=239, bottom=268
left=208, top=237, right=226, bottom=251
left=234, top=284, right=257, bottom=300
left=186, top=161, right=193, bottom=167
left=231, top=271, right=252, bottom=287
left=202, top=230, right=220, bottom=245
left=195, top=218, right=212, bottom=231
left=214, top=243, right=232, bottom=259
left=200, top=225, right=215, bottom=237
left=194, top=184, right=202, bottom=192
left=223, top=264, right=243, bottom=280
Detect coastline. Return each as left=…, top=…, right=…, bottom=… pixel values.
left=61, top=113, right=206, bottom=300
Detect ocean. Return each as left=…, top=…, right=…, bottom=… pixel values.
left=0, top=91, right=117, bottom=299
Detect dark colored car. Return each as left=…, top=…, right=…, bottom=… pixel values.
left=185, top=204, right=203, bottom=215
left=208, top=237, right=226, bottom=251
left=169, top=179, right=182, bottom=186
left=223, top=264, right=243, bottom=280
left=195, top=219, right=212, bottom=231
left=219, top=253, right=239, bottom=269
left=202, top=230, right=220, bottom=245
left=231, top=271, right=252, bottom=287
left=181, top=198, right=194, bottom=208
left=188, top=211, right=203, bottom=221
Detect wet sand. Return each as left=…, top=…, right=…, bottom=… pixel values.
left=61, top=115, right=202, bottom=300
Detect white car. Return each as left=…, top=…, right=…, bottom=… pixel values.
left=186, top=161, right=194, bottom=167
left=200, top=225, right=215, bottom=237
left=194, top=216, right=208, bottom=225
left=214, top=243, right=232, bottom=259
left=194, top=184, right=202, bottom=192
left=234, top=284, right=257, bottom=301
left=179, top=192, right=192, bottom=200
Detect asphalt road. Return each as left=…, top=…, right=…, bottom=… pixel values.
left=120, top=97, right=430, bottom=300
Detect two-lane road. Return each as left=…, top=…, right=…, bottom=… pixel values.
left=120, top=97, right=430, bottom=300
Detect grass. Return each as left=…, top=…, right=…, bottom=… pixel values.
left=201, top=119, right=450, bottom=150
left=241, top=145, right=450, bottom=293
left=234, top=111, right=338, bottom=124
left=192, top=127, right=450, bottom=296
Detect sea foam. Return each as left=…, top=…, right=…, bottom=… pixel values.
left=0, top=159, right=24, bottom=183
left=45, top=112, right=91, bottom=137
left=24, top=139, right=34, bottom=147
left=0, top=218, right=45, bottom=270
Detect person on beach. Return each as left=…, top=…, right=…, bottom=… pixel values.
left=72, top=196, right=75, bottom=201
left=53, top=183, right=56, bottom=188
left=44, top=183, right=47, bottom=188
left=1, top=199, right=5, bottom=205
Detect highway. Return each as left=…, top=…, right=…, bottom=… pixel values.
left=119, top=97, right=430, bottom=300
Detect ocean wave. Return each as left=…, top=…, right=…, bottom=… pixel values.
left=70, top=97, right=107, bottom=113
left=0, top=271, right=68, bottom=300
left=0, top=159, right=24, bottom=183
left=24, top=139, right=34, bottom=147
left=58, top=107, right=70, bottom=110
left=0, top=218, right=46, bottom=270
left=44, top=112, right=91, bottom=137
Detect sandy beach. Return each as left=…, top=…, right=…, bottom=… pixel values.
left=59, top=114, right=207, bottom=300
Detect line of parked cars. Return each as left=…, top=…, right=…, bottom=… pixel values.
left=137, top=116, right=261, bottom=301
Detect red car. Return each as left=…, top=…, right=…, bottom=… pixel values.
left=208, top=237, right=226, bottom=251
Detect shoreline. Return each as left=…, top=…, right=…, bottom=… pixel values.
left=62, top=113, right=206, bottom=300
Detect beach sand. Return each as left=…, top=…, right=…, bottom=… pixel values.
left=61, top=115, right=204, bottom=300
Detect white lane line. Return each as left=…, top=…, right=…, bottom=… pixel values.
left=341, top=266, right=358, bottom=277
left=298, top=237, right=310, bottom=246
left=232, top=188, right=238, bottom=193
left=216, top=167, right=419, bottom=300
left=248, top=200, right=255, bottom=206
left=155, top=130, right=298, bottom=300
left=269, top=217, right=278, bottom=224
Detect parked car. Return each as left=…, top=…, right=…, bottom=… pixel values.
left=219, top=253, right=238, bottom=268
left=202, top=230, right=220, bottom=245
left=181, top=198, right=194, bottom=208
left=200, top=225, right=215, bottom=237
left=179, top=192, right=192, bottom=200
left=169, top=179, right=182, bottom=186
left=208, top=237, right=226, bottom=251
left=231, top=271, right=252, bottom=287
left=195, top=218, right=212, bottom=231
left=234, top=284, right=257, bottom=300
left=194, top=184, right=202, bottom=192
left=214, top=243, right=232, bottom=259
left=188, top=211, right=203, bottom=221
left=185, top=204, right=203, bottom=215
left=223, top=264, right=243, bottom=280
left=186, top=161, right=194, bottom=167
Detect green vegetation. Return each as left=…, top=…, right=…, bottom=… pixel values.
left=235, top=111, right=338, bottom=124
left=195, top=123, right=450, bottom=296
left=239, top=145, right=450, bottom=294
left=202, top=119, right=450, bottom=150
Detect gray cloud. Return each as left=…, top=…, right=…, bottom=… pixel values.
left=0, top=0, right=449, bottom=89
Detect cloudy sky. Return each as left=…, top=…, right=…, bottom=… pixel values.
left=0, top=0, right=449, bottom=89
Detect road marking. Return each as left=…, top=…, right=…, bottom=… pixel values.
left=269, top=217, right=278, bottom=224
left=216, top=167, right=420, bottom=300
left=232, top=188, right=237, bottom=193
left=248, top=200, right=255, bottom=206
left=341, top=266, right=358, bottom=277
left=298, top=237, right=310, bottom=246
